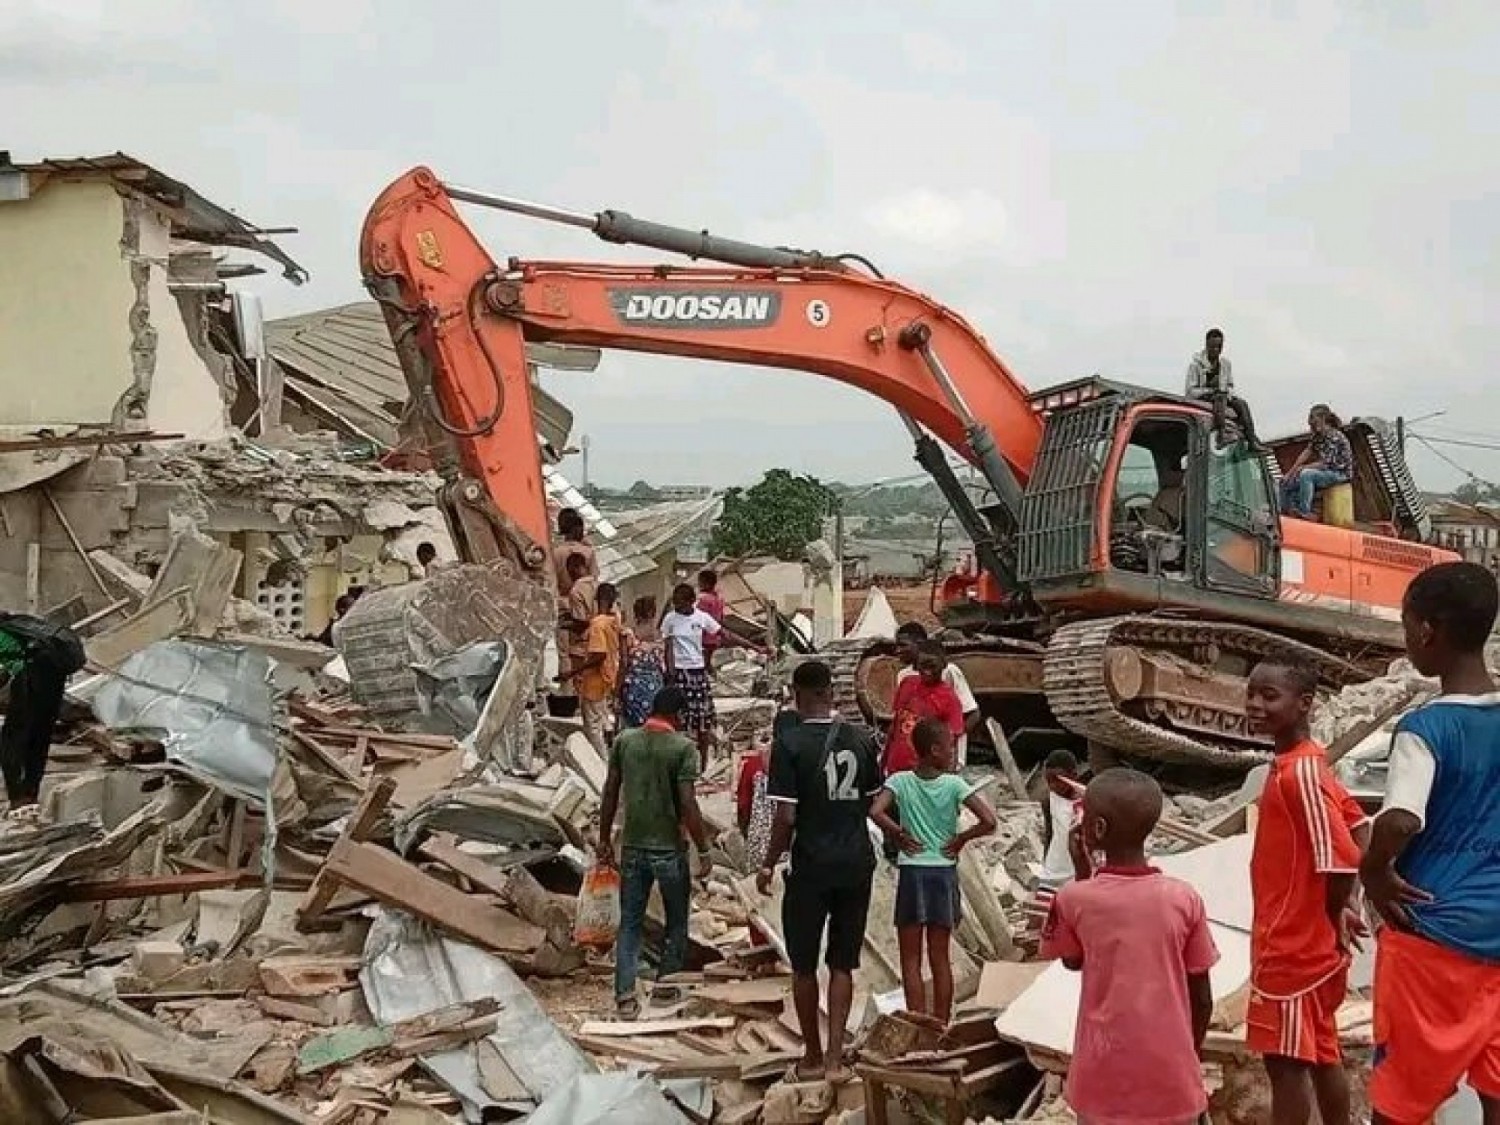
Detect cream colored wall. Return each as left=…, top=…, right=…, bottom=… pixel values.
left=0, top=178, right=229, bottom=438
left=139, top=210, right=228, bottom=439
left=0, top=180, right=134, bottom=425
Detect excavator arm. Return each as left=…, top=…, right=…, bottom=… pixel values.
left=360, top=168, right=1044, bottom=588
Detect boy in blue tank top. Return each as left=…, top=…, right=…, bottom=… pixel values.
left=1360, top=561, right=1500, bottom=1124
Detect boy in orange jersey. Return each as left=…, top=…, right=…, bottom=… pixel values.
left=1244, top=658, right=1368, bottom=1125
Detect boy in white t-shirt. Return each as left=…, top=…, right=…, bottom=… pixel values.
left=662, top=582, right=721, bottom=771
left=1038, top=749, right=1086, bottom=888
left=894, top=623, right=980, bottom=766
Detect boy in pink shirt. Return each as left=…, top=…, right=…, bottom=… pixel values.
left=1041, top=768, right=1218, bottom=1125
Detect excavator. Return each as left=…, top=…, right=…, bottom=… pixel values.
left=358, top=167, right=1454, bottom=770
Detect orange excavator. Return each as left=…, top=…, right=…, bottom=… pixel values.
left=359, top=168, right=1453, bottom=769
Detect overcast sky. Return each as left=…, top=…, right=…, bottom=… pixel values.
left=5, top=0, right=1498, bottom=490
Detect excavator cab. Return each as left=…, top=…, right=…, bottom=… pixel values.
left=1000, top=381, right=1280, bottom=616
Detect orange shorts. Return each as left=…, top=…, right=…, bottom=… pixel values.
left=1369, top=928, right=1500, bottom=1123
left=1246, top=966, right=1347, bottom=1064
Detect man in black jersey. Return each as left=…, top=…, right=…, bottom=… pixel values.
left=757, top=660, right=881, bottom=1086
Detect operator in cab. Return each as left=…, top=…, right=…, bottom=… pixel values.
left=1186, top=328, right=1261, bottom=447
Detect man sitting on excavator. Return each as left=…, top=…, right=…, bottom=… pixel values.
left=1186, top=328, right=1261, bottom=447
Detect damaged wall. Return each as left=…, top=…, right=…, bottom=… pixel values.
left=0, top=180, right=134, bottom=426
left=0, top=178, right=228, bottom=439
left=136, top=201, right=229, bottom=441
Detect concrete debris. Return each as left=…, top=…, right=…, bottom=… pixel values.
left=0, top=445, right=1476, bottom=1124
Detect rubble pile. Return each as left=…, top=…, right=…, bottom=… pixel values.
left=0, top=546, right=1457, bottom=1123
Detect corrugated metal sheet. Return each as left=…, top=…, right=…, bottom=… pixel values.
left=266, top=302, right=579, bottom=453
left=542, top=467, right=721, bottom=583
left=13, top=152, right=307, bottom=283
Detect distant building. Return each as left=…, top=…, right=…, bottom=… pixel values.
left=1426, top=497, right=1500, bottom=570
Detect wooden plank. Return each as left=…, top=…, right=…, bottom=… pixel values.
left=571, top=1035, right=688, bottom=1065
left=855, top=1061, right=962, bottom=1100
left=677, top=1031, right=732, bottom=1056
left=298, top=777, right=396, bottom=927
left=0, top=430, right=182, bottom=453
left=306, top=725, right=456, bottom=750
left=290, top=730, right=364, bottom=785
left=1326, top=694, right=1415, bottom=766
left=318, top=837, right=543, bottom=955
left=985, top=719, right=1030, bottom=801
left=24, top=543, right=39, bottom=614
left=1154, top=815, right=1219, bottom=848
left=59, top=868, right=311, bottom=902
left=256, top=995, right=335, bottom=1027
left=417, top=836, right=512, bottom=898
left=260, top=956, right=361, bottom=999
left=654, top=1050, right=797, bottom=1080
left=577, top=1016, right=736, bottom=1039
left=43, top=486, right=110, bottom=596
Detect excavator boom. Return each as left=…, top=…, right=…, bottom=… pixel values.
left=360, top=168, right=1043, bottom=586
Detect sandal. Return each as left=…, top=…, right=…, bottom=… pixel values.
left=615, top=994, right=641, bottom=1019
left=651, top=985, right=685, bottom=1005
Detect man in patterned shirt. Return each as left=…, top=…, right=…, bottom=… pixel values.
left=1280, top=405, right=1353, bottom=520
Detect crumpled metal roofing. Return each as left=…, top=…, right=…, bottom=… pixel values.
left=543, top=469, right=721, bottom=583
left=266, top=301, right=580, bottom=453
left=11, top=152, right=308, bottom=284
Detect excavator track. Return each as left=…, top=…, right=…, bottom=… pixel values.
left=822, top=637, right=894, bottom=722
left=1043, top=615, right=1368, bottom=769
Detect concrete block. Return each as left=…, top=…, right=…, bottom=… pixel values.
left=82, top=455, right=128, bottom=488
left=131, top=940, right=185, bottom=981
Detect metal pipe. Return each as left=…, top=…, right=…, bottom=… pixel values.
left=907, top=341, right=1027, bottom=521
left=911, top=339, right=976, bottom=423
left=593, top=211, right=829, bottom=269
left=905, top=417, right=1018, bottom=590
left=444, top=184, right=597, bottom=230
left=443, top=182, right=837, bottom=271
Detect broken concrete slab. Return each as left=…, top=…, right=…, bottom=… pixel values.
left=561, top=732, right=608, bottom=797
left=85, top=588, right=196, bottom=669
left=146, top=528, right=242, bottom=636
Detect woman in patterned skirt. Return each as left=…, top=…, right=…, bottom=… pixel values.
left=617, top=596, right=666, bottom=730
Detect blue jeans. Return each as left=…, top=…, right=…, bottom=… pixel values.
left=1280, top=468, right=1347, bottom=517
left=614, top=846, right=690, bottom=1001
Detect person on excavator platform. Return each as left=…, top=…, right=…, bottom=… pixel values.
left=1280, top=405, right=1353, bottom=522
left=1186, top=328, right=1261, bottom=446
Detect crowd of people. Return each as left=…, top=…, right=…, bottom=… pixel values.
left=1044, top=560, right=1500, bottom=1124
left=574, top=492, right=1499, bottom=1122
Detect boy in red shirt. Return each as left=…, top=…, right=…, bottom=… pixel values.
left=1245, top=658, right=1367, bottom=1125
left=884, top=641, right=964, bottom=775
left=1041, top=767, right=1219, bottom=1124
